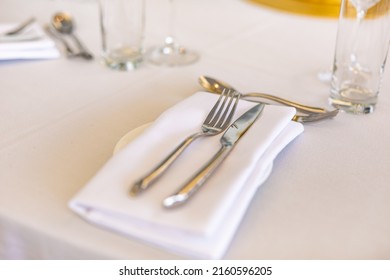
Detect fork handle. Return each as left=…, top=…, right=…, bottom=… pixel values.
left=45, top=26, right=75, bottom=56
left=70, top=33, right=94, bottom=60
left=130, top=132, right=203, bottom=196
left=244, top=93, right=326, bottom=114
left=163, top=145, right=232, bottom=208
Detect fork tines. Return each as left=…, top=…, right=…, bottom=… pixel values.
left=205, top=89, right=240, bottom=130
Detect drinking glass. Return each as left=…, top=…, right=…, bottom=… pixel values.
left=147, top=0, right=199, bottom=66
left=99, top=0, right=145, bottom=71
left=329, top=0, right=390, bottom=113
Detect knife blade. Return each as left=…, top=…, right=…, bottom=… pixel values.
left=163, top=103, right=265, bottom=208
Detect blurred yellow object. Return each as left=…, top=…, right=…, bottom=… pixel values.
left=248, top=0, right=342, bottom=17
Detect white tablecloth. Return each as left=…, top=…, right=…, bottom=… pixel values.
left=1, top=0, right=389, bottom=259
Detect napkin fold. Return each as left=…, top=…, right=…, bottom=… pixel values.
left=69, top=92, right=304, bottom=259
left=0, top=22, right=60, bottom=60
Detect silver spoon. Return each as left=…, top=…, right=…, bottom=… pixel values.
left=199, top=75, right=327, bottom=114
left=51, top=12, right=93, bottom=60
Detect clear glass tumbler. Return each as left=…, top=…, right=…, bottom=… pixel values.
left=329, top=0, right=390, bottom=114
left=99, top=0, right=145, bottom=71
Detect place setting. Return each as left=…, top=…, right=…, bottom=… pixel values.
left=0, top=12, right=95, bottom=63
left=68, top=73, right=339, bottom=258
left=0, top=17, right=60, bottom=62
left=69, top=90, right=305, bottom=258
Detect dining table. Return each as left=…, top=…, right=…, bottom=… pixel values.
left=1, top=0, right=390, bottom=260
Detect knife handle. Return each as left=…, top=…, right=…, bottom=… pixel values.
left=163, top=145, right=232, bottom=208
left=130, top=132, right=203, bottom=196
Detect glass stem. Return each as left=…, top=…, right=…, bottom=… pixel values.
left=164, top=0, right=176, bottom=47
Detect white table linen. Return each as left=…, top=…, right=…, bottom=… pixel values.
left=1, top=0, right=390, bottom=259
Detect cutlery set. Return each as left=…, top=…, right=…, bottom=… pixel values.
left=130, top=80, right=337, bottom=208
left=163, top=103, right=265, bottom=208
left=130, top=89, right=240, bottom=197
left=131, top=90, right=262, bottom=208
left=1, top=15, right=93, bottom=60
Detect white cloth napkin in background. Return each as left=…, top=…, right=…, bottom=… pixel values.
left=0, top=22, right=60, bottom=60
left=69, top=92, right=304, bottom=259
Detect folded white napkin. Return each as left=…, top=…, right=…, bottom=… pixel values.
left=0, top=22, right=60, bottom=60
left=69, top=92, right=304, bottom=259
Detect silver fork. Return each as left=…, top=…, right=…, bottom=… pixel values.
left=130, top=89, right=241, bottom=196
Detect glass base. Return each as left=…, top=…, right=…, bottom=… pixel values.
left=329, top=95, right=376, bottom=114
left=102, top=59, right=143, bottom=71
left=102, top=48, right=143, bottom=71
left=329, top=85, right=377, bottom=114
left=147, top=44, right=199, bottom=67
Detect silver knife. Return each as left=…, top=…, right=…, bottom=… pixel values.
left=163, top=103, right=265, bottom=208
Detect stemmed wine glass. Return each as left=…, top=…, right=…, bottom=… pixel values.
left=148, top=0, right=199, bottom=66
left=351, top=0, right=381, bottom=15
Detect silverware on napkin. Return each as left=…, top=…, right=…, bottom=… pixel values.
left=163, top=103, right=265, bottom=208
left=130, top=89, right=240, bottom=196
left=2, top=17, right=36, bottom=36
